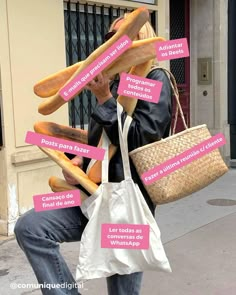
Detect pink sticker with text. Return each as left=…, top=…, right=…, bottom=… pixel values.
left=33, top=190, right=81, bottom=212
left=156, top=38, right=189, bottom=61
left=101, top=224, right=150, bottom=249
left=117, top=73, right=163, bottom=103
left=25, top=131, right=105, bottom=160
left=59, top=35, right=132, bottom=101
left=142, top=133, right=226, bottom=185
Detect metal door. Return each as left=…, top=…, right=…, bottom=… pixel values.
left=170, top=0, right=190, bottom=132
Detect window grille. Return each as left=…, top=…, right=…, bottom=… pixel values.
left=170, top=0, right=186, bottom=84
left=64, top=1, right=156, bottom=128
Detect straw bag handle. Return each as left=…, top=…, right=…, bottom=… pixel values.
left=149, top=66, right=188, bottom=134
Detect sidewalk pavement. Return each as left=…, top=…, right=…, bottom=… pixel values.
left=0, top=168, right=236, bottom=295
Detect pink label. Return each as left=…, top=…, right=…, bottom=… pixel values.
left=59, top=35, right=132, bottom=101
left=25, top=131, right=105, bottom=160
left=117, top=73, right=163, bottom=103
left=101, top=224, right=149, bottom=249
left=155, top=38, right=189, bottom=61
left=33, top=190, right=81, bottom=212
left=142, top=133, right=226, bottom=185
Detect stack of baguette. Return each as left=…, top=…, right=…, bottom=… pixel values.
left=33, top=7, right=164, bottom=200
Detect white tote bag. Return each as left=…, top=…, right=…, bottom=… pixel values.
left=76, top=103, right=171, bottom=280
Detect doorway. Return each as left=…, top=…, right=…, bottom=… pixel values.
left=170, top=0, right=190, bottom=132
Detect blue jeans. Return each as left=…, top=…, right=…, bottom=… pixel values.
left=14, top=207, right=143, bottom=295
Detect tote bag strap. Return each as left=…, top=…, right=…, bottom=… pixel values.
left=117, top=102, right=133, bottom=180
left=99, top=102, right=133, bottom=183
left=85, top=116, right=133, bottom=177
left=101, top=129, right=110, bottom=183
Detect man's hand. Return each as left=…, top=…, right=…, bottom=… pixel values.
left=85, top=72, right=112, bottom=104
left=62, top=156, right=83, bottom=185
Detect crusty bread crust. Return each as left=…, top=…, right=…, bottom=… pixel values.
left=34, top=121, right=88, bottom=144
left=49, top=176, right=88, bottom=202
left=39, top=147, right=98, bottom=195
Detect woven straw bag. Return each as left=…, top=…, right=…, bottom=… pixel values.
left=129, top=69, right=228, bottom=204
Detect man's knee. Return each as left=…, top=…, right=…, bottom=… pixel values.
left=14, top=215, right=26, bottom=238
left=14, top=209, right=38, bottom=242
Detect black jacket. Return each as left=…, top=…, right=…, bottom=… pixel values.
left=81, top=68, right=172, bottom=214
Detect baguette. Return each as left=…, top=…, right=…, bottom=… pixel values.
left=87, top=59, right=153, bottom=183
left=34, top=121, right=88, bottom=144
left=39, top=147, right=98, bottom=195
left=117, top=59, right=153, bottom=115
left=38, top=7, right=149, bottom=115
left=34, top=62, right=81, bottom=98
left=35, top=37, right=164, bottom=98
left=49, top=176, right=88, bottom=202
left=106, top=37, right=163, bottom=79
